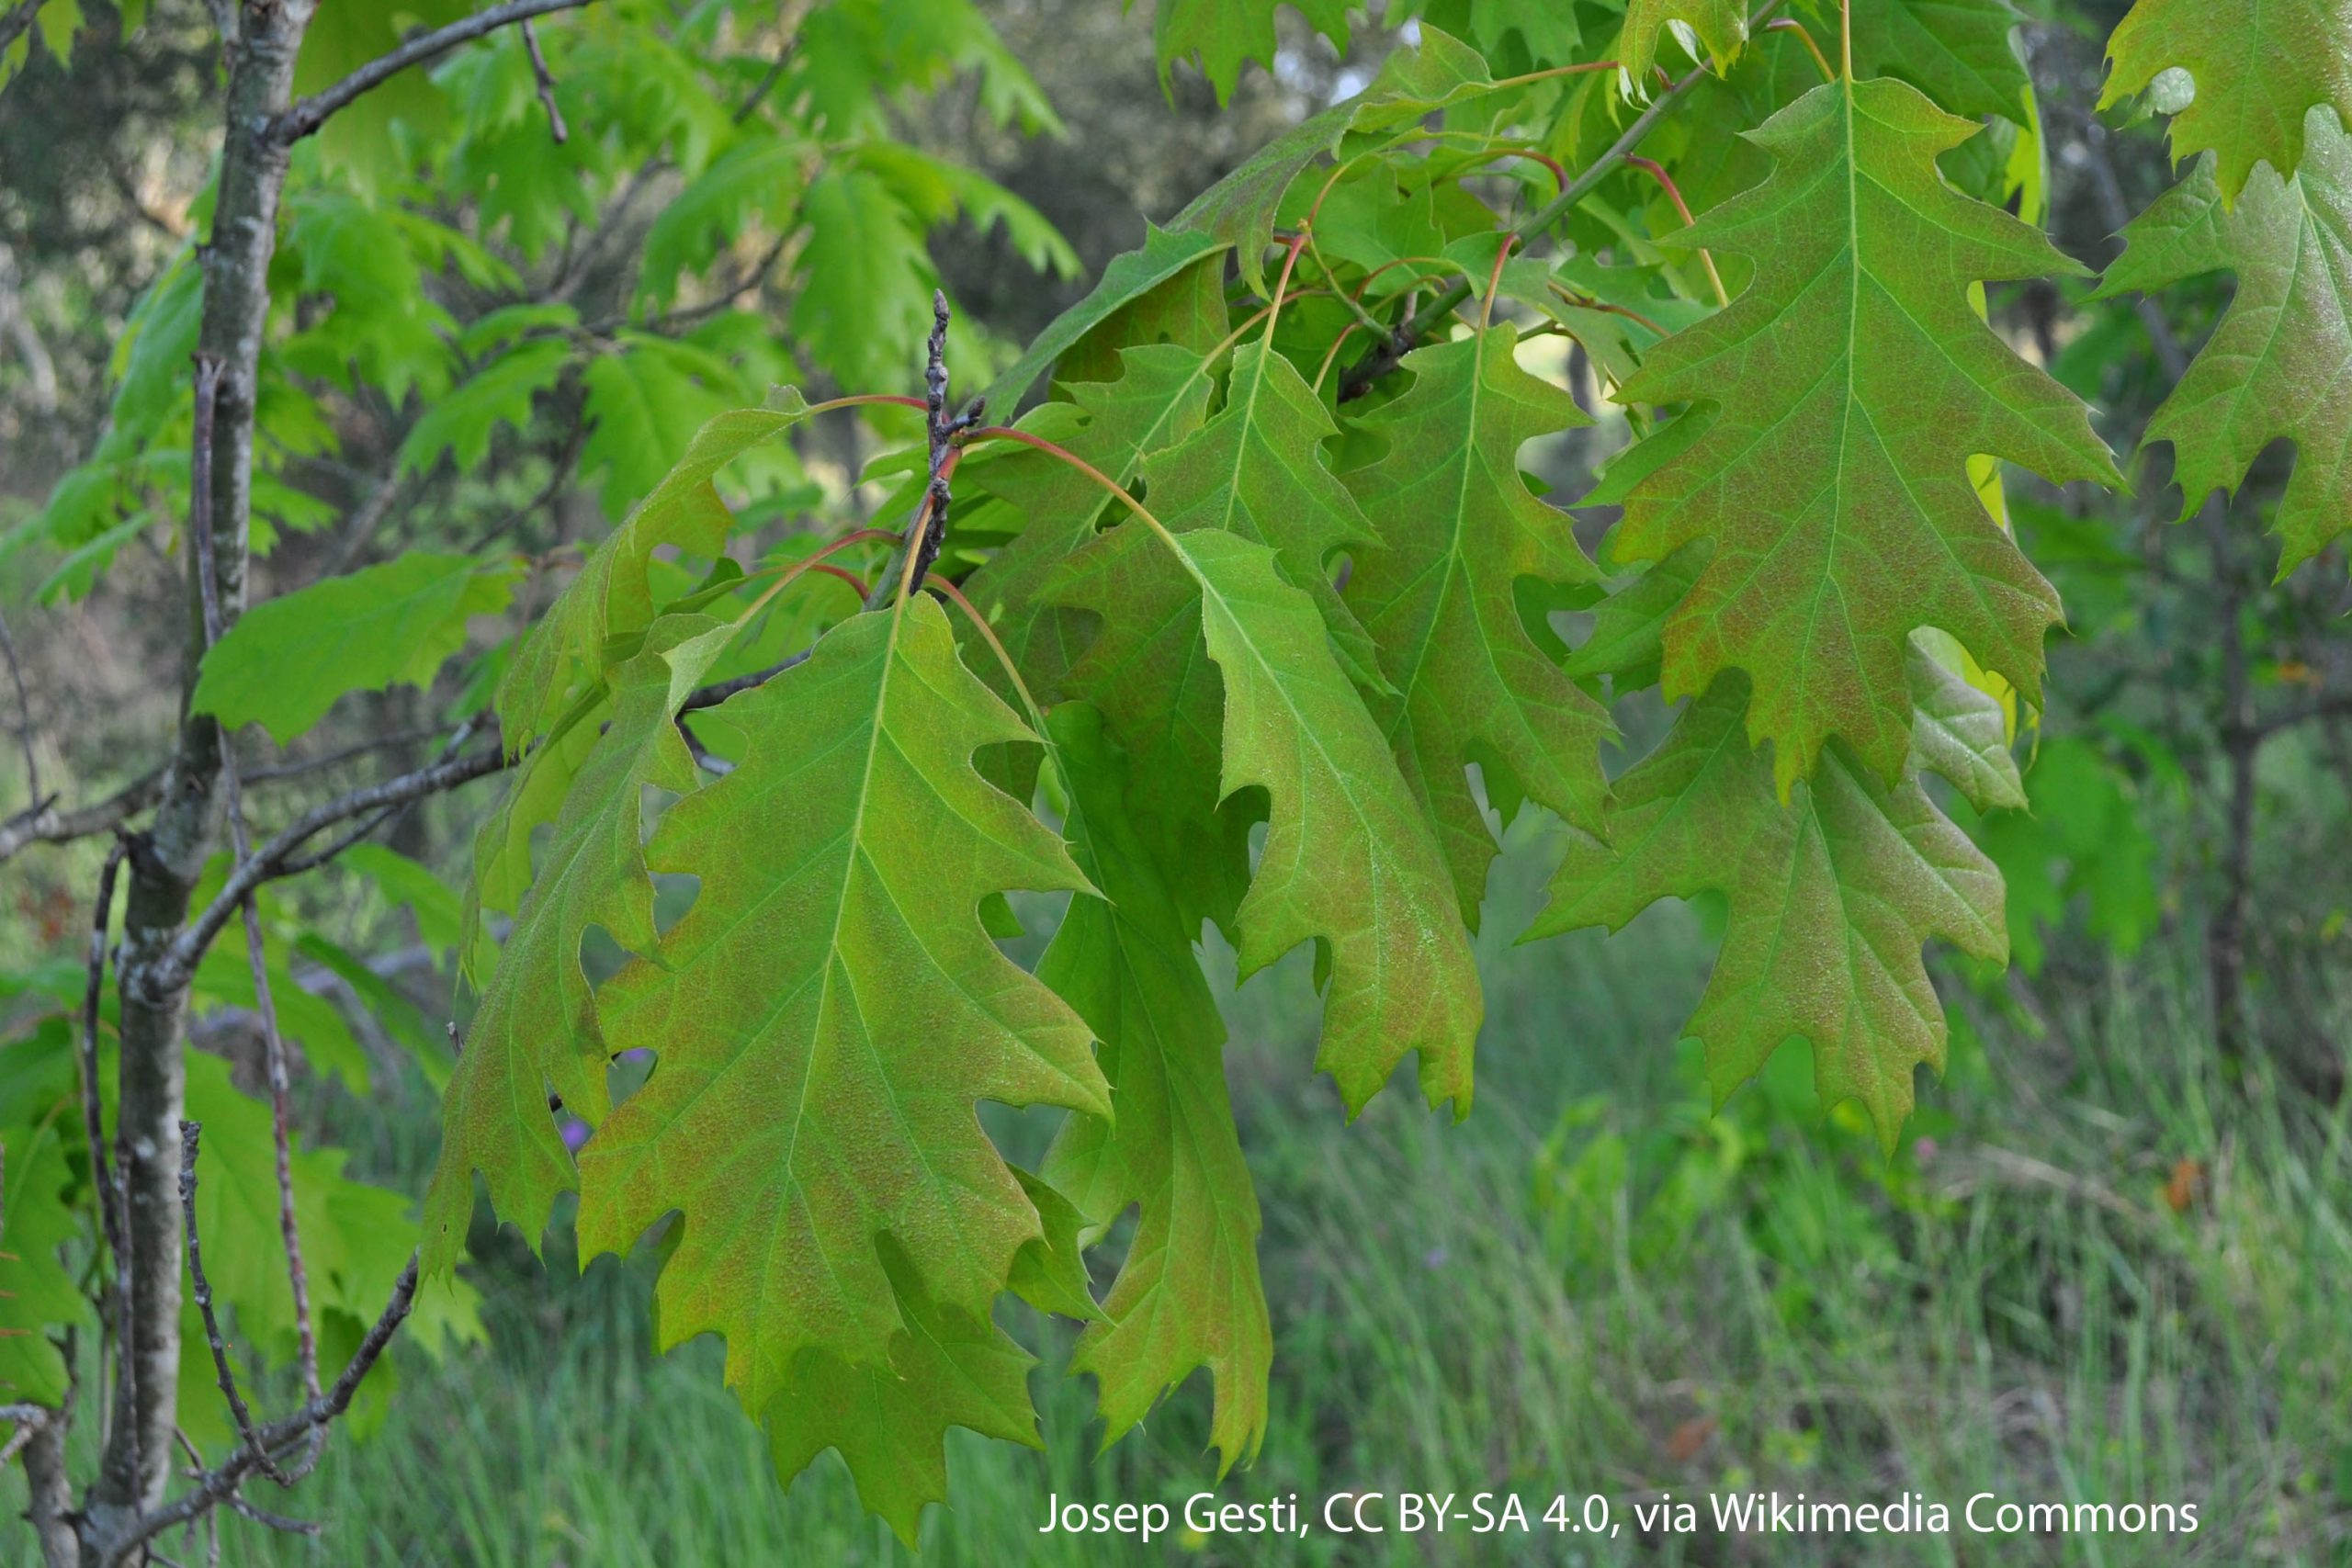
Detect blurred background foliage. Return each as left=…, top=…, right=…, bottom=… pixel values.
left=1, top=0, right=2347, bottom=1562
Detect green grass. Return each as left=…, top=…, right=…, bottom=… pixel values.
left=11, top=818, right=2350, bottom=1565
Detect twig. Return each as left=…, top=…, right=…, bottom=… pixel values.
left=189, top=355, right=322, bottom=1414
left=865, top=293, right=979, bottom=610
left=0, top=0, right=49, bottom=57
left=271, top=0, right=604, bottom=144
left=220, top=1494, right=322, bottom=1536
left=149, top=746, right=507, bottom=994
left=520, top=18, right=568, bottom=143
left=0, top=604, right=38, bottom=809
left=1334, top=0, right=1784, bottom=401
left=734, top=40, right=795, bottom=123
left=176, top=1122, right=288, bottom=1484
left=0, top=768, right=164, bottom=863
left=241, top=726, right=448, bottom=782
left=115, top=1258, right=419, bottom=1561
left=679, top=651, right=812, bottom=712
left=0, top=1405, right=47, bottom=1468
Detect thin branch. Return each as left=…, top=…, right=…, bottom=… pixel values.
left=0, top=0, right=49, bottom=58
left=176, top=1122, right=288, bottom=1485
left=114, top=1258, right=420, bottom=1562
left=0, top=604, right=39, bottom=809
left=241, top=726, right=448, bottom=782
left=1334, top=0, right=1784, bottom=401
left=220, top=1493, right=323, bottom=1537
left=271, top=0, right=604, bottom=144
left=520, top=18, right=568, bottom=143
left=679, top=651, right=812, bottom=712
left=148, top=746, right=507, bottom=995
left=0, top=768, right=165, bottom=863
left=0, top=724, right=433, bottom=863
left=190, top=355, right=321, bottom=1412
left=734, top=41, right=795, bottom=124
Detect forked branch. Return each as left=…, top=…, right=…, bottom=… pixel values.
left=271, top=0, right=604, bottom=144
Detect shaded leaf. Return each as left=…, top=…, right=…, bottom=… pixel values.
left=2095, top=107, right=2352, bottom=574
left=1040, top=705, right=1272, bottom=1471
left=1342, top=327, right=1611, bottom=923
left=1528, top=674, right=2007, bottom=1147
left=1610, top=76, right=2115, bottom=794
left=424, top=616, right=731, bottom=1272
left=2100, top=0, right=2352, bottom=199
left=193, top=554, right=520, bottom=745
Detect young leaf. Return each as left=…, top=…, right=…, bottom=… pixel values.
left=1610, top=76, right=2117, bottom=795
left=501, top=398, right=809, bottom=749
left=980, top=225, right=1228, bottom=412
left=1143, top=340, right=1385, bottom=692
left=1152, top=0, right=1353, bottom=103
left=1039, top=705, right=1272, bottom=1472
left=1527, top=673, right=2007, bottom=1148
left=1170, top=27, right=1496, bottom=295
left=424, top=617, right=730, bottom=1273
left=191, top=554, right=521, bottom=745
left=0, top=1122, right=85, bottom=1407
left=1618, top=1, right=1749, bottom=84
left=2095, top=107, right=2352, bottom=574
left=764, top=1240, right=1041, bottom=1547
left=2100, top=0, right=2352, bottom=199
left=1849, top=0, right=2030, bottom=124
left=1342, top=327, right=1612, bottom=924
left=572, top=594, right=1107, bottom=1412
left=1061, top=520, right=1483, bottom=1113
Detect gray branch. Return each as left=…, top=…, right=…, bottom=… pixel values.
left=271, top=0, right=603, bottom=144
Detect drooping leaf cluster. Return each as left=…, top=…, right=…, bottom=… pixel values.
left=8, top=0, right=2340, bottom=1547
left=385, top=0, right=2304, bottom=1540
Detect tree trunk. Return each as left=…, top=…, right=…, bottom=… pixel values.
left=80, top=4, right=318, bottom=1562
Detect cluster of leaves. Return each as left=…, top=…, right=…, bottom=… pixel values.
left=3, top=0, right=1075, bottom=1495
left=9, top=0, right=1073, bottom=601
left=406, top=0, right=2211, bottom=1540
left=11, top=0, right=2352, bottom=1550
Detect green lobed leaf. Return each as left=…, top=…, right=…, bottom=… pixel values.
left=192, top=553, right=521, bottom=745
left=424, top=616, right=730, bottom=1273
left=1151, top=0, right=1354, bottom=102
left=499, top=397, right=809, bottom=750
left=2099, top=0, right=2352, bottom=201
left=1040, top=705, right=1272, bottom=1472
left=581, top=333, right=762, bottom=518
left=572, top=594, right=1106, bottom=1422
left=0, top=1121, right=85, bottom=1409
left=1169, top=26, right=1498, bottom=295
left=980, top=225, right=1229, bottom=412
left=764, top=1240, right=1040, bottom=1548
left=399, top=339, right=573, bottom=478
left=1849, top=0, right=2030, bottom=125
left=1526, top=671, right=2007, bottom=1148
left=2095, top=107, right=2352, bottom=575
left=1609, top=75, right=2116, bottom=795
left=1342, top=327, right=1611, bottom=925
left=1617, top=0, right=1750, bottom=85
left=1060, top=518, right=1483, bottom=1113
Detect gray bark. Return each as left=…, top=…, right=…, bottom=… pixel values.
left=80, top=3, right=319, bottom=1562
left=19, top=1412, right=74, bottom=1568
